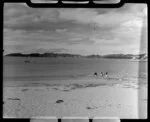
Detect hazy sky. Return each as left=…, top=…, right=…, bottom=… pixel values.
left=4, top=3, right=147, bottom=55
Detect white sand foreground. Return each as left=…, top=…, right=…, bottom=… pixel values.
left=3, top=83, right=147, bottom=119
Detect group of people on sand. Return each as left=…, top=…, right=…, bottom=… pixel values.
left=93, top=72, right=108, bottom=78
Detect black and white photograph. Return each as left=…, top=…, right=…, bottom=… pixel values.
left=3, top=1, right=147, bottom=119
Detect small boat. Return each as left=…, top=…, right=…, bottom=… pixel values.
left=24, top=60, right=30, bottom=63
left=24, top=56, right=30, bottom=63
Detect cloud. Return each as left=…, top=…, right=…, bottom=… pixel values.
left=4, top=3, right=146, bottom=31
left=3, top=3, right=147, bottom=55
left=30, top=48, right=71, bottom=54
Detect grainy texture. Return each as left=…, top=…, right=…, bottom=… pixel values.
left=3, top=83, right=147, bottom=118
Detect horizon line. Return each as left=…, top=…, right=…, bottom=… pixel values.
left=4, top=52, right=147, bottom=57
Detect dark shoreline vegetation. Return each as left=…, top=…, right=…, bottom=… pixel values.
left=4, top=52, right=147, bottom=60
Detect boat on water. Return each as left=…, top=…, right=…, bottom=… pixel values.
left=24, top=60, right=30, bottom=63
left=24, top=56, right=31, bottom=63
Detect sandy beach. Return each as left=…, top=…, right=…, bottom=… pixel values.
left=3, top=79, right=147, bottom=119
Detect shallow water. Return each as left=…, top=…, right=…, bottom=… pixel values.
left=3, top=57, right=147, bottom=86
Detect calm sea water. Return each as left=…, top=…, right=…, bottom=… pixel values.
left=3, top=57, right=147, bottom=86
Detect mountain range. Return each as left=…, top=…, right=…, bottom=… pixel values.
left=5, top=52, right=147, bottom=61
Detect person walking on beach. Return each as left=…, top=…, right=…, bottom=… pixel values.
left=100, top=72, right=108, bottom=79
left=103, top=72, right=109, bottom=79
left=94, top=72, right=98, bottom=77
left=100, top=72, right=104, bottom=77
left=105, top=72, right=108, bottom=78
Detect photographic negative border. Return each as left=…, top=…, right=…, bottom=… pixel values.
left=0, top=0, right=148, bottom=121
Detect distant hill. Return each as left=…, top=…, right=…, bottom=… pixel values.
left=131, top=53, right=147, bottom=61
left=5, top=52, right=147, bottom=60
left=5, top=53, right=82, bottom=58
left=102, top=54, right=134, bottom=59
left=103, top=53, right=148, bottom=61
left=86, top=55, right=102, bottom=58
